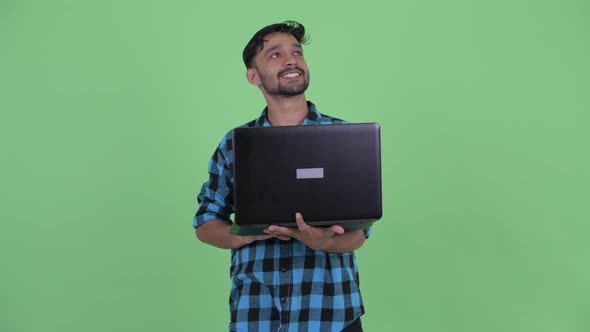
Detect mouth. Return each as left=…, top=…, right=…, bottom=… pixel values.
left=279, top=68, right=304, bottom=79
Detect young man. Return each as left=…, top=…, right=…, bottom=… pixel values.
left=194, top=21, right=369, bottom=332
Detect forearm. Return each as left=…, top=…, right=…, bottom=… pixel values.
left=195, top=219, right=242, bottom=249
left=319, top=229, right=366, bottom=253
left=196, top=219, right=273, bottom=249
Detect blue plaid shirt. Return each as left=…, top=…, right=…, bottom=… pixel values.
left=194, top=102, right=369, bottom=332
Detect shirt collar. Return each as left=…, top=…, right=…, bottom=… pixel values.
left=254, top=101, right=322, bottom=127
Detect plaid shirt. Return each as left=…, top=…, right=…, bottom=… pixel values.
left=194, top=102, right=370, bottom=332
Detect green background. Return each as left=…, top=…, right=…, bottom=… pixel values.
left=1, top=0, right=589, bottom=331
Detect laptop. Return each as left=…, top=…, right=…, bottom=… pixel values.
left=231, top=123, right=382, bottom=235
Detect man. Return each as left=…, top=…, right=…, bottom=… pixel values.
left=194, top=21, right=369, bottom=332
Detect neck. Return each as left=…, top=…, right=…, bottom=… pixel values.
left=264, top=94, right=309, bottom=126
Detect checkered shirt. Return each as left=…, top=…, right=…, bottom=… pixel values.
left=194, top=102, right=370, bottom=332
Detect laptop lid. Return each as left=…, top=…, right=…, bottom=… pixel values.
left=232, top=123, right=382, bottom=228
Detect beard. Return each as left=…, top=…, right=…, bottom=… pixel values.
left=259, top=67, right=310, bottom=96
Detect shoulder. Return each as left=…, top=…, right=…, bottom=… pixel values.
left=317, top=112, right=349, bottom=125
left=237, top=118, right=258, bottom=128
left=216, top=118, right=258, bottom=154
left=308, top=102, right=349, bottom=125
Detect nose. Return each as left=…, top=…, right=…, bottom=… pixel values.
left=284, top=54, right=298, bottom=67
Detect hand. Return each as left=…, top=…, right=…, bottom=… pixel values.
left=195, top=219, right=274, bottom=249
left=264, top=212, right=345, bottom=251
left=236, top=234, right=274, bottom=247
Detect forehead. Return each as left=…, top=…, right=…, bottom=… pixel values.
left=261, top=32, right=301, bottom=49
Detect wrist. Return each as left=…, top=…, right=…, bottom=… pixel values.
left=230, top=234, right=246, bottom=249
left=312, top=236, right=335, bottom=252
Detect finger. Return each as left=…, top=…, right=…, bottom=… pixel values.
left=295, top=212, right=311, bottom=233
left=241, top=234, right=273, bottom=246
left=254, top=234, right=274, bottom=241
left=265, top=225, right=295, bottom=237
left=328, top=225, right=345, bottom=235
left=261, top=228, right=291, bottom=241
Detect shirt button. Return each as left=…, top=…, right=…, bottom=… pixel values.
left=280, top=297, right=286, bottom=303
left=280, top=266, right=287, bottom=272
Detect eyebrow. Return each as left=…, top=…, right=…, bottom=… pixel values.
left=263, top=43, right=302, bottom=56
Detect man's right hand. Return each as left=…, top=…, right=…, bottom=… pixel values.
left=195, top=219, right=275, bottom=249
left=237, top=234, right=275, bottom=247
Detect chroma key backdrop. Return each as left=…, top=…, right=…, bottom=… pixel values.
left=1, top=0, right=589, bottom=331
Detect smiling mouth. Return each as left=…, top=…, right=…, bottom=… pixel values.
left=279, top=69, right=304, bottom=79
left=282, top=72, right=301, bottom=78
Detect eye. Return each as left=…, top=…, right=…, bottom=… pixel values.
left=294, top=50, right=303, bottom=56
left=270, top=52, right=280, bottom=59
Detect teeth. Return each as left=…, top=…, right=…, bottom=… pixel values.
left=283, top=72, right=300, bottom=78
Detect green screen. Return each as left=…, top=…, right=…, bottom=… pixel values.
left=1, top=0, right=589, bottom=331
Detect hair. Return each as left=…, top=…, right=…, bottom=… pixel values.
left=242, top=20, right=309, bottom=68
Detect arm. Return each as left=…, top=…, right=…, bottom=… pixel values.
left=193, top=140, right=282, bottom=249
left=194, top=134, right=254, bottom=249
left=195, top=219, right=272, bottom=249
left=265, top=213, right=366, bottom=253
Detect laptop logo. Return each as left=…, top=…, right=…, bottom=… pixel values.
left=296, top=168, right=324, bottom=179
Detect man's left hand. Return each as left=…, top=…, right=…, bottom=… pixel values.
left=264, top=212, right=345, bottom=251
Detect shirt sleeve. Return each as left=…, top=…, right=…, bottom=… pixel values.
left=193, top=133, right=234, bottom=228
left=363, top=227, right=372, bottom=238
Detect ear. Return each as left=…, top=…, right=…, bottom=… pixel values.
left=246, top=68, right=260, bottom=86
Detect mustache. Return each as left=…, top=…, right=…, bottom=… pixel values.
left=278, top=67, right=305, bottom=77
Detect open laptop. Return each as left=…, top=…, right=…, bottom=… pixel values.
left=231, top=123, right=382, bottom=235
